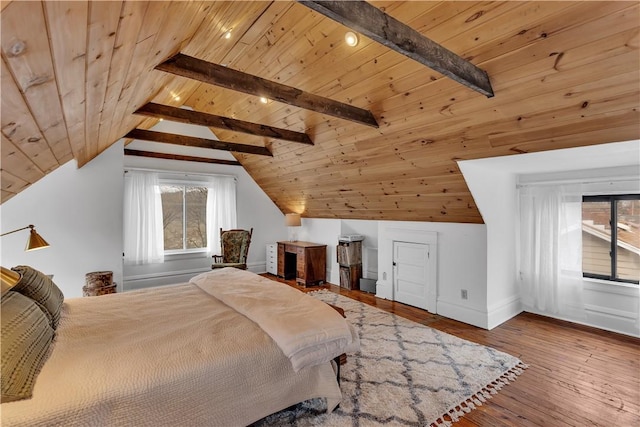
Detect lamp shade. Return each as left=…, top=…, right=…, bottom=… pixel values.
left=27, top=226, right=50, bottom=251
left=1, top=266, right=21, bottom=295
left=285, top=213, right=301, bottom=227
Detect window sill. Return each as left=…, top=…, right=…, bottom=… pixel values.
left=164, top=251, right=210, bottom=262
left=583, top=277, right=639, bottom=295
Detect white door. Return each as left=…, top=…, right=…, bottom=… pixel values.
left=393, top=241, right=430, bottom=311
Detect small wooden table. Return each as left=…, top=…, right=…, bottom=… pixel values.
left=277, top=241, right=326, bottom=287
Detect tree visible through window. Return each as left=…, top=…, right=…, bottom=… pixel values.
left=582, top=195, right=639, bottom=284
left=160, top=184, right=208, bottom=252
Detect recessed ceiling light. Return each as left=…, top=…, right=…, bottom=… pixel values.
left=174, top=95, right=181, bottom=101
left=159, top=118, right=164, bottom=122
left=224, top=30, right=232, bottom=39
left=260, top=97, right=269, bottom=104
left=345, top=31, right=359, bottom=47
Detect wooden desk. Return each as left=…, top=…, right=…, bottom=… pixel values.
left=277, top=241, right=326, bottom=286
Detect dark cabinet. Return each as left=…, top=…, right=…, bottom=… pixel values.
left=277, top=241, right=327, bottom=286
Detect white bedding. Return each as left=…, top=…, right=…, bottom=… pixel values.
left=191, top=268, right=359, bottom=372
left=1, top=270, right=352, bottom=426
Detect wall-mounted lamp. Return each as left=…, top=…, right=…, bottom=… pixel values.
left=1, top=225, right=48, bottom=293
left=345, top=31, right=359, bottom=47
left=1, top=224, right=50, bottom=252
left=285, top=213, right=301, bottom=242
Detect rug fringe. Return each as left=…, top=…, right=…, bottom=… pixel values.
left=431, top=362, right=528, bottom=426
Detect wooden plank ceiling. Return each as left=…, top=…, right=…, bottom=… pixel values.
left=1, top=1, right=638, bottom=223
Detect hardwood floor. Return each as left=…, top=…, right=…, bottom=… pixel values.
left=262, top=274, right=640, bottom=427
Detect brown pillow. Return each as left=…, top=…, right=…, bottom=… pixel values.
left=11, top=266, right=64, bottom=329
left=1, top=291, right=54, bottom=403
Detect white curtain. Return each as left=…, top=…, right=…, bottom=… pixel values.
left=519, top=183, right=585, bottom=318
left=206, top=176, right=237, bottom=256
left=123, top=171, right=164, bottom=265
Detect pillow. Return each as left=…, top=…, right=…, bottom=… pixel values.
left=11, top=266, right=64, bottom=329
left=1, top=291, right=54, bottom=403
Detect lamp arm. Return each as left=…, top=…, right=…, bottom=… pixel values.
left=0, top=225, right=34, bottom=237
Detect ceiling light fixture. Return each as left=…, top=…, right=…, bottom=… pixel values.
left=345, top=31, right=359, bottom=47
left=224, top=30, right=232, bottom=40
left=260, top=96, right=269, bottom=104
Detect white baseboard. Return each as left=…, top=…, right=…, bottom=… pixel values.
left=437, top=299, right=489, bottom=329
left=524, top=305, right=640, bottom=338
left=487, top=295, right=522, bottom=330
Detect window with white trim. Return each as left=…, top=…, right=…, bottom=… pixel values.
left=582, top=194, right=639, bottom=284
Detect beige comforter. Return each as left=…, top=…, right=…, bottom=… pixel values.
left=1, top=272, right=347, bottom=426
left=190, top=268, right=360, bottom=372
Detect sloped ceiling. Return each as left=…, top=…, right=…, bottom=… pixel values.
left=1, top=1, right=639, bottom=223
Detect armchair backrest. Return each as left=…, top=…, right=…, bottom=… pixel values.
left=220, top=228, right=253, bottom=263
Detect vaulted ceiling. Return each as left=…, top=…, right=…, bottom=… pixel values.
left=1, top=1, right=639, bottom=223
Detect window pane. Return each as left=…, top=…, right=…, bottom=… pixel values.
left=161, top=185, right=184, bottom=250
left=615, top=199, right=640, bottom=281
left=185, top=187, right=207, bottom=249
left=582, top=201, right=611, bottom=277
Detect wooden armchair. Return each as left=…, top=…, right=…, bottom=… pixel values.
left=211, top=228, right=253, bottom=270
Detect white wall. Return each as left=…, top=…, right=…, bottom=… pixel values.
left=123, top=120, right=287, bottom=289
left=377, top=221, right=488, bottom=327
left=297, top=218, right=488, bottom=328
left=458, top=163, right=520, bottom=329
left=0, top=141, right=124, bottom=298
left=297, top=218, right=380, bottom=285
left=459, top=139, right=640, bottom=337
left=0, top=119, right=289, bottom=296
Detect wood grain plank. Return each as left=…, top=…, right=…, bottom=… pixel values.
left=43, top=0, right=89, bottom=165
left=108, top=1, right=172, bottom=145
left=1, top=134, right=45, bottom=184
left=84, top=0, right=122, bottom=160
left=97, top=0, right=149, bottom=155
left=1, top=190, right=15, bottom=204
left=0, top=168, right=29, bottom=194
left=1, top=0, right=72, bottom=164
left=0, top=58, right=58, bottom=173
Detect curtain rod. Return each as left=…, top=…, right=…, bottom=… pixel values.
left=517, top=175, right=639, bottom=188
left=124, top=166, right=236, bottom=180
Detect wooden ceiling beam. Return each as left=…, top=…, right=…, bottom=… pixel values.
left=124, top=148, right=242, bottom=166
left=124, top=129, right=273, bottom=157
left=135, top=102, right=313, bottom=145
left=298, top=0, right=494, bottom=98
left=156, top=53, right=379, bottom=128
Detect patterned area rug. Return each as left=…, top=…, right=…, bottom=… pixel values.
left=253, top=290, right=526, bottom=427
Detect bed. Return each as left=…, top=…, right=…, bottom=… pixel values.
left=1, top=267, right=359, bottom=426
